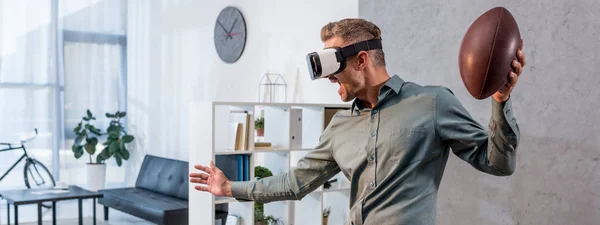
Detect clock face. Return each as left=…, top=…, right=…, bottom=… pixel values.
left=214, top=7, right=247, bottom=64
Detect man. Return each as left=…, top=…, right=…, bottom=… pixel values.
left=190, top=18, right=525, bottom=225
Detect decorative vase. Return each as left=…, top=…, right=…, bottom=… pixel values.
left=86, top=163, right=106, bottom=192
left=257, top=128, right=264, bottom=137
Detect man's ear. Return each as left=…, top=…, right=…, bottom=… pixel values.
left=355, top=51, right=369, bottom=71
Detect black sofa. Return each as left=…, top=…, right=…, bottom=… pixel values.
left=98, top=155, right=228, bottom=225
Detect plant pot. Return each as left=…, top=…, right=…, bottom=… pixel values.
left=322, top=217, right=328, bottom=225
left=86, top=163, right=106, bottom=192
left=256, top=128, right=264, bottom=137
left=255, top=221, right=265, bottom=225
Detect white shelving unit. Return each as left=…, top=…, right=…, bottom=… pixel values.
left=189, top=101, right=352, bottom=225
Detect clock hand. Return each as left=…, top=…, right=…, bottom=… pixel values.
left=227, top=18, right=238, bottom=34
left=217, top=20, right=228, bottom=34
left=224, top=32, right=242, bottom=37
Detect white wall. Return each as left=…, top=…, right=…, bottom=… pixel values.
left=126, top=0, right=358, bottom=183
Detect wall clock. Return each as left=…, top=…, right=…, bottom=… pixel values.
left=214, top=6, right=247, bottom=64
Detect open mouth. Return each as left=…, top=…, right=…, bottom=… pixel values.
left=328, top=75, right=339, bottom=83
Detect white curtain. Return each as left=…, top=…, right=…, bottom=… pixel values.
left=0, top=0, right=56, bottom=190
left=0, top=0, right=57, bottom=223
left=58, top=0, right=127, bottom=188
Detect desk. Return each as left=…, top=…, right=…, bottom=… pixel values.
left=0, top=186, right=102, bottom=225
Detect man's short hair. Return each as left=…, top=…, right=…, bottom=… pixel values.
left=320, top=18, right=386, bottom=67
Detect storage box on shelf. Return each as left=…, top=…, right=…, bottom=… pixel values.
left=189, top=101, right=352, bottom=225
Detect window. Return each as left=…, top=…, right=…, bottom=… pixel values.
left=0, top=0, right=57, bottom=190
left=0, top=0, right=127, bottom=191
left=59, top=0, right=127, bottom=187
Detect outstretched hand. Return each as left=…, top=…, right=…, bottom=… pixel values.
left=493, top=38, right=526, bottom=103
left=189, top=161, right=232, bottom=197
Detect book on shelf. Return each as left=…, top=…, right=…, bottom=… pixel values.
left=216, top=154, right=250, bottom=182
left=227, top=111, right=251, bottom=151
left=254, top=142, right=274, bottom=150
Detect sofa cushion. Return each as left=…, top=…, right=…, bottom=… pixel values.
left=99, top=187, right=188, bottom=224
left=135, top=155, right=188, bottom=200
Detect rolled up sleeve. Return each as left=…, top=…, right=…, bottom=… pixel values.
left=435, top=87, right=520, bottom=176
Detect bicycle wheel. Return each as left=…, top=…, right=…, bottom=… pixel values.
left=24, top=158, right=56, bottom=208
left=24, top=158, right=56, bottom=189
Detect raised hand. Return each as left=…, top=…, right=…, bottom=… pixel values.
left=493, top=38, right=526, bottom=102
left=189, top=161, right=232, bottom=197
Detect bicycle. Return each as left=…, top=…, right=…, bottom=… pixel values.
left=0, top=129, right=56, bottom=207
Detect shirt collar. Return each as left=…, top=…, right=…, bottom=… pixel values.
left=351, top=75, right=405, bottom=114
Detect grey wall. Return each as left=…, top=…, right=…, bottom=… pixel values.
left=360, top=1, right=599, bottom=224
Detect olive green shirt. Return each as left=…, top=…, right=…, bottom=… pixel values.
left=231, top=75, right=519, bottom=225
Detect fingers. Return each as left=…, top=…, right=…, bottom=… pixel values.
left=189, top=172, right=209, bottom=179
left=194, top=164, right=212, bottom=174
left=518, top=39, right=526, bottom=67
left=190, top=178, right=208, bottom=185
left=517, top=50, right=526, bottom=67
left=507, top=71, right=518, bottom=87
left=512, top=59, right=523, bottom=75
left=194, top=185, right=209, bottom=192
left=210, top=160, right=216, bottom=170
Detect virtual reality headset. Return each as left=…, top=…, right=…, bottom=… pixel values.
left=306, top=38, right=383, bottom=80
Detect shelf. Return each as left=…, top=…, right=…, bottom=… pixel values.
left=215, top=151, right=253, bottom=155
left=189, top=101, right=352, bottom=225
left=215, top=148, right=314, bottom=155
left=215, top=197, right=238, bottom=204
left=213, top=101, right=351, bottom=108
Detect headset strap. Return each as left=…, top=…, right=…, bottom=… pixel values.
left=339, top=38, right=383, bottom=59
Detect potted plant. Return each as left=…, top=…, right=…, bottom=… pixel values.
left=72, top=110, right=134, bottom=191
left=255, top=117, right=264, bottom=137
left=254, top=166, right=283, bottom=225
left=254, top=214, right=283, bottom=225
left=322, top=206, right=331, bottom=225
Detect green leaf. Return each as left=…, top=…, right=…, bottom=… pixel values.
left=118, top=112, right=126, bottom=117
left=87, top=137, right=98, bottom=146
left=84, top=142, right=96, bottom=155
left=96, top=154, right=104, bottom=164
left=89, top=127, right=102, bottom=136
left=115, top=156, right=122, bottom=166
left=74, top=147, right=84, bottom=158
left=106, top=126, right=115, bottom=133
left=109, top=132, right=120, bottom=139
left=71, top=144, right=78, bottom=152
left=73, top=122, right=82, bottom=133
left=106, top=113, right=115, bottom=118
left=87, top=109, right=92, bottom=118
left=83, top=117, right=90, bottom=121
left=96, top=147, right=110, bottom=163
left=109, top=141, right=118, bottom=154
left=120, top=147, right=130, bottom=160
left=74, top=135, right=84, bottom=145
left=122, top=135, right=134, bottom=143
left=90, top=116, right=96, bottom=120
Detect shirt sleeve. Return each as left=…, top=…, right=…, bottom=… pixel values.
left=230, top=117, right=341, bottom=203
left=435, top=87, right=520, bottom=176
